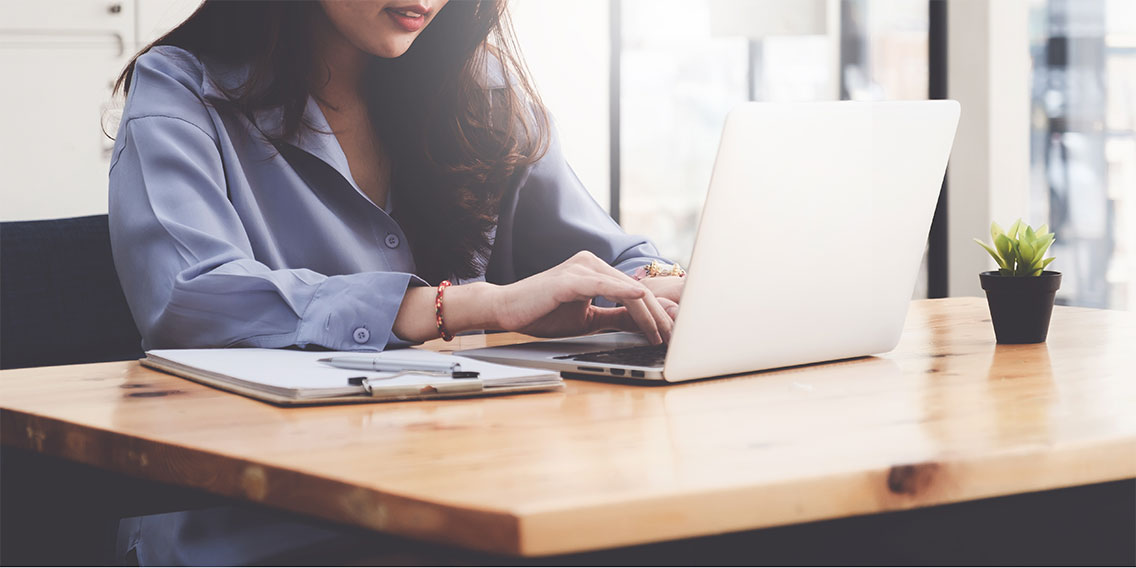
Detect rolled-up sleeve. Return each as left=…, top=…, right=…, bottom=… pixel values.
left=110, top=115, right=419, bottom=352
left=498, top=121, right=670, bottom=282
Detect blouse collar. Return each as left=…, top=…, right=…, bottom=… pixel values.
left=199, top=60, right=364, bottom=202
left=196, top=51, right=509, bottom=212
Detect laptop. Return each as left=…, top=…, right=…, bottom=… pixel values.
left=458, top=101, right=961, bottom=382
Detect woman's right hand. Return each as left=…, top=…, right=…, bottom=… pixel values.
left=490, top=251, right=676, bottom=344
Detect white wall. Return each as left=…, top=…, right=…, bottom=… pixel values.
left=0, top=1, right=135, bottom=221
left=947, top=0, right=1032, bottom=296
left=0, top=0, right=200, bottom=222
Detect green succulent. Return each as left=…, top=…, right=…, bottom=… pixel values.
left=974, top=219, right=1056, bottom=277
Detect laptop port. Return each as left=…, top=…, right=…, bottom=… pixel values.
left=610, top=368, right=625, bottom=376
left=577, top=366, right=604, bottom=373
left=630, top=370, right=645, bottom=378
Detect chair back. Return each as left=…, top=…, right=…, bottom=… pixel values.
left=1, top=215, right=143, bottom=369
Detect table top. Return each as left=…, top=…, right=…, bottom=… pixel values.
left=2, top=298, right=1135, bottom=556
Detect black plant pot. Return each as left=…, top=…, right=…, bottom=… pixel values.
left=979, top=271, right=1062, bottom=344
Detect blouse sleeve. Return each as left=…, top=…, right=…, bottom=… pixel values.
left=109, top=55, right=423, bottom=352
left=489, top=120, right=671, bottom=284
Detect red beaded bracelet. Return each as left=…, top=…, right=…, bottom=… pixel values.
left=435, top=280, right=454, bottom=341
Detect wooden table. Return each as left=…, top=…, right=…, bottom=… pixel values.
left=2, top=298, right=1135, bottom=558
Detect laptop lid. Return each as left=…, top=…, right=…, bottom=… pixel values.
left=662, top=101, right=960, bottom=382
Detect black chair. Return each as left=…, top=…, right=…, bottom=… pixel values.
left=1, top=215, right=147, bottom=565
left=1, top=214, right=143, bottom=370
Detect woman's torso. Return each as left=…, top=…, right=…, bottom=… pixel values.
left=113, top=45, right=433, bottom=280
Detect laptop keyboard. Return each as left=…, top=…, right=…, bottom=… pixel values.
left=555, top=344, right=668, bottom=368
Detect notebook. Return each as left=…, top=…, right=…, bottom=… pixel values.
left=142, top=348, right=564, bottom=406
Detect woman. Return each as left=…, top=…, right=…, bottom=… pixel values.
left=110, top=0, right=682, bottom=563
left=111, top=0, right=682, bottom=356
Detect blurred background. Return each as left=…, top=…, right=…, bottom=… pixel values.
left=1, top=0, right=1132, bottom=309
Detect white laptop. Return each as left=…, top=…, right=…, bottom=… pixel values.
left=458, top=101, right=961, bottom=382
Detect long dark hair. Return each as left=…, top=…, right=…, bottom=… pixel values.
left=115, top=0, right=548, bottom=283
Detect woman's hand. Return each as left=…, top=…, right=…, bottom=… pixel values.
left=393, top=252, right=679, bottom=344
left=640, top=275, right=684, bottom=308
left=490, top=252, right=676, bottom=344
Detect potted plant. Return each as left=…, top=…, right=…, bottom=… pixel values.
left=973, top=220, right=1061, bottom=344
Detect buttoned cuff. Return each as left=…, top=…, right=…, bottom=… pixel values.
left=294, top=272, right=429, bottom=351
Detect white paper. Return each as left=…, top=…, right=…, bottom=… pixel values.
left=145, top=348, right=561, bottom=400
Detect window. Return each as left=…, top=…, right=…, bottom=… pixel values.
left=616, top=1, right=931, bottom=272
left=1029, top=0, right=1136, bottom=309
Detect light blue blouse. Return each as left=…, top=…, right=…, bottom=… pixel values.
left=110, top=45, right=666, bottom=354
left=109, top=46, right=667, bottom=564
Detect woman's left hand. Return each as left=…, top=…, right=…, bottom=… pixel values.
left=640, top=276, right=684, bottom=317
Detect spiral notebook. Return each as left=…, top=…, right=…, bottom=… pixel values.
left=142, top=348, right=563, bottom=406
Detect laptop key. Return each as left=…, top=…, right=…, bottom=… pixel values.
left=556, top=344, right=668, bottom=367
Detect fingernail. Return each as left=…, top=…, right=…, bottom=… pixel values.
left=665, top=306, right=678, bottom=319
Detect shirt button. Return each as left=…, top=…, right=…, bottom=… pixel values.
left=384, top=233, right=400, bottom=248
left=352, top=327, right=370, bottom=344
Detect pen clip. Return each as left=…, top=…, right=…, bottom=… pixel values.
left=348, top=370, right=481, bottom=392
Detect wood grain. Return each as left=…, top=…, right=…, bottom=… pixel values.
left=2, top=298, right=1135, bottom=556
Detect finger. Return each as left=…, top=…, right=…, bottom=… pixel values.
left=585, top=306, right=638, bottom=334
left=577, top=253, right=642, bottom=284
left=566, top=273, right=646, bottom=304
left=622, top=296, right=663, bottom=345
left=640, top=287, right=674, bottom=344
left=585, top=275, right=672, bottom=341
left=658, top=297, right=679, bottom=320
left=580, top=261, right=672, bottom=343
left=568, top=255, right=674, bottom=342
